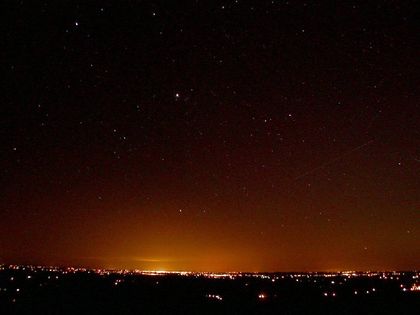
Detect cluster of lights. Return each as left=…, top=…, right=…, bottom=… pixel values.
left=114, top=279, right=123, bottom=286
left=6, top=265, right=417, bottom=282
left=1, top=265, right=419, bottom=300
left=206, top=294, right=223, bottom=301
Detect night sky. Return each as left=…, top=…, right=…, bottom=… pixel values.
left=1, top=1, right=419, bottom=272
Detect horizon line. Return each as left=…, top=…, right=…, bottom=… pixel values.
left=1, top=263, right=418, bottom=274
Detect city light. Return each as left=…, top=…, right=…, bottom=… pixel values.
left=206, top=294, right=223, bottom=301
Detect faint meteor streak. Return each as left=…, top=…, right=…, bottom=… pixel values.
left=294, top=140, right=374, bottom=180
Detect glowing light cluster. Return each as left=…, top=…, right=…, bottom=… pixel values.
left=206, top=294, right=223, bottom=301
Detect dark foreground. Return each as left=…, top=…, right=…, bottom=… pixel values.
left=0, top=265, right=419, bottom=314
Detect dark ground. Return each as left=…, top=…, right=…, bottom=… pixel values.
left=0, top=266, right=419, bottom=314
